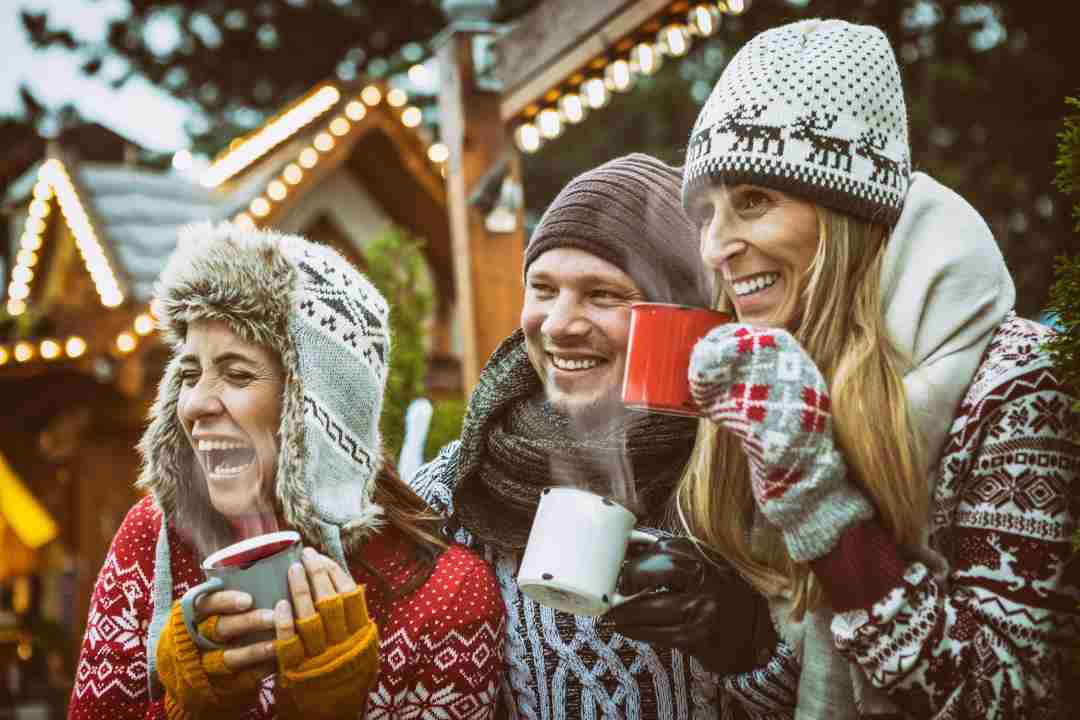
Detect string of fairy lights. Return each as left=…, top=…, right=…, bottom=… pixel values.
left=204, top=78, right=448, bottom=230
left=3, top=2, right=752, bottom=370
left=512, top=0, right=749, bottom=154
left=1, top=73, right=445, bottom=370
left=0, top=309, right=154, bottom=369
left=6, top=159, right=126, bottom=319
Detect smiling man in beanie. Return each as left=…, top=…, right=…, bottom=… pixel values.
left=412, top=153, right=769, bottom=719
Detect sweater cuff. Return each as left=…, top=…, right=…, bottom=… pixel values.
left=809, top=519, right=907, bottom=612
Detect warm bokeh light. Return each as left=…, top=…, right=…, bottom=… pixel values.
left=361, top=85, right=382, bottom=106
left=14, top=342, right=33, bottom=363
left=401, top=107, right=423, bottom=128
left=345, top=100, right=367, bottom=121
left=250, top=197, right=271, bottom=217
left=514, top=123, right=542, bottom=153
left=387, top=88, right=408, bottom=107
left=660, top=24, right=691, bottom=57
left=267, top=180, right=288, bottom=201
left=283, top=164, right=303, bottom=184
left=604, top=59, right=635, bottom=92
left=6, top=299, right=25, bottom=316
left=631, top=42, right=663, bottom=76
left=65, top=336, right=87, bottom=358
left=116, top=332, right=137, bottom=354
left=537, top=108, right=563, bottom=139
left=134, top=313, right=155, bottom=336
left=558, top=93, right=587, bottom=124
left=329, top=117, right=350, bottom=136
left=40, top=340, right=61, bottom=360
left=581, top=77, right=610, bottom=109
left=428, top=143, right=450, bottom=163
left=299, top=148, right=319, bottom=168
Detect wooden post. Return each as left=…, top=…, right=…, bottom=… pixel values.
left=437, top=27, right=526, bottom=393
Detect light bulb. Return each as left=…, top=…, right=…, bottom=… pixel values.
left=513, top=123, right=542, bottom=153
left=630, top=42, right=664, bottom=76
left=558, top=93, right=587, bottom=124
left=581, top=78, right=610, bottom=109
left=604, top=59, right=635, bottom=92
left=537, top=108, right=563, bottom=139
left=659, top=24, right=691, bottom=57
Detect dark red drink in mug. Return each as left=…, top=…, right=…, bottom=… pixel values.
left=621, top=303, right=732, bottom=417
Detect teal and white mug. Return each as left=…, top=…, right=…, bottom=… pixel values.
left=180, top=530, right=301, bottom=650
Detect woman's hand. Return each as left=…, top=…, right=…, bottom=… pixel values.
left=189, top=589, right=277, bottom=671
left=271, top=547, right=380, bottom=720
left=688, top=324, right=873, bottom=562
left=273, top=546, right=359, bottom=644
left=157, top=590, right=274, bottom=714
left=602, top=537, right=770, bottom=675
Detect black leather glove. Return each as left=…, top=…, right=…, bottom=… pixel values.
left=602, top=537, right=774, bottom=675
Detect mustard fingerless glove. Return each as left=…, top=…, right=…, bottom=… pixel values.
left=273, top=586, right=380, bottom=720
left=156, top=601, right=264, bottom=717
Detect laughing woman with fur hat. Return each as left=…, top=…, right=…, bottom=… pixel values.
left=69, top=223, right=504, bottom=719
left=621, top=18, right=1079, bottom=719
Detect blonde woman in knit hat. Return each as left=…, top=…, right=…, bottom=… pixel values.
left=660, top=18, right=1079, bottom=719
left=69, top=222, right=504, bottom=719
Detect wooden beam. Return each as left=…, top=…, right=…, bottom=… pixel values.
left=496, top=0, right=673, bottom=122
left=438, top=32, right=526, bottom=393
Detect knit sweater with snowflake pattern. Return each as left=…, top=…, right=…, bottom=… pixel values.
left=68, top=494, right=506, bottom=720
left=411, top=458, right=724, bottom=720
left=717, top=314, right=1080, bottom=719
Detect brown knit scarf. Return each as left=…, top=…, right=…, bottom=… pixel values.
left=452, top=330, right=699, bottom=553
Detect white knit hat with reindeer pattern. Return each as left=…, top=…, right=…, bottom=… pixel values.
left=683, top=19, right=911, bottom=225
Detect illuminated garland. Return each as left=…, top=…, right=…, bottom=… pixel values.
left=512, top=0, right=750, bottom=154
left=0, top=310, right=156, bottom=369
left=5, top=159, right=126, bottom=316
left=3, top=71, right=447, bottom=370
left=233, top=79, right=448, bottom=229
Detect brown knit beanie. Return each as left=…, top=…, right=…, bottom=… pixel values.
left=523, top=153, right=710, bottom=307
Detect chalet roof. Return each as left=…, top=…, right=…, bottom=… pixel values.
left=70, top=158, right=283, bottom=302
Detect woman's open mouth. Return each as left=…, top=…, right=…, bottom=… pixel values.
left=198, top=439, right=256, bottom=477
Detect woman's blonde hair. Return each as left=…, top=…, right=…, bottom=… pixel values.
left=675, top=206, right=926, bottom=618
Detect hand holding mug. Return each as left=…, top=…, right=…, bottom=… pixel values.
left=602, top=537, right=771, bottom=675
left=273, top=548, right=379, bottom=720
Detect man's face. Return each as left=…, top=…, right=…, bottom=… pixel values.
left=521, top=248, right=644, bottom=422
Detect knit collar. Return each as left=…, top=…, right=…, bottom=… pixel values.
left=451, top=329, right=698, bottom=553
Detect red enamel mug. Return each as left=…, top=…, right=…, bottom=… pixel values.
left=621, top=303, right=732, bottom=417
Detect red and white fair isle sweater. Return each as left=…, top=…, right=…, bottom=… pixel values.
left=723, top=314, right=1080, bottom=718
left=69, top=495, right=505, bottom=720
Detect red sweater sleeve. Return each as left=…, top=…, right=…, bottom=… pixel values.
left=364, top=544, right=505, bottom=718
left=810, top=342, right=1080, bottom=717
left=69, top=496, right=164, bottom=720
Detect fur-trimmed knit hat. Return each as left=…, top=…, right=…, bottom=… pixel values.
left=683, top=19, right=911, bottom=225
left=137, top=221, right=390, bottom=563
left=524, top=153, right=710, bottom=307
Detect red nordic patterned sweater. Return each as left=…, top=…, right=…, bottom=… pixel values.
left=722, top=314, right=1080, bottom=718
left=68, top=495, right=505, bottom=720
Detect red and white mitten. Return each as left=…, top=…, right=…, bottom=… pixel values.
left=689, top=324, right=874, bottom=562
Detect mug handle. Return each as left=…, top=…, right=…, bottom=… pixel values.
left=606, top=531, right=661, bottom=609
left=180, top=576, right=228, bottom=651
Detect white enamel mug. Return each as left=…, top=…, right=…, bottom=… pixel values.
left=517, top=487, right=657, bottom=616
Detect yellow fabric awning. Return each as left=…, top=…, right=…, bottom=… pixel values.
left=0, top=451, right=58, bottom=551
